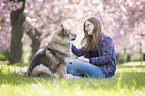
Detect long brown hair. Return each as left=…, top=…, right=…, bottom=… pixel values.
left=81, top=17, right=103, bottom=52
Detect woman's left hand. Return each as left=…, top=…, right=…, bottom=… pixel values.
left=78, top=57, right=89, bottom=63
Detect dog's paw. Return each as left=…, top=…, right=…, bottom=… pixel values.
left=8, top=67, right=27, bottom=76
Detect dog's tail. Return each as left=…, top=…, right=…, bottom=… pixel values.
left=31, top=64, right=55, bottom=78
left=27, top=47, right=47, bottom=77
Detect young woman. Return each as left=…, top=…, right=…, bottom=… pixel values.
left=66, top=17, right=116, bottom=78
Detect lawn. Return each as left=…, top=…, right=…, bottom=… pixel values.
left=0, top=61, right=145, bottom=96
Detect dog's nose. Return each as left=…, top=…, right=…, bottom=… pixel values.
left=71, top=34, right=76, bottom=41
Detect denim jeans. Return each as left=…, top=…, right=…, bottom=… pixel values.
left=66, top=59, right=104, bottom=78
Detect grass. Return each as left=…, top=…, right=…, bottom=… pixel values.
left=0, top=61, right=145, bottom=96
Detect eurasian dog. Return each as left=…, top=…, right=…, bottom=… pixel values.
left=26, top=24, right=76, bottom=78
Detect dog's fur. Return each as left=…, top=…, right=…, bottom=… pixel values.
left=26, top=24, right=76, bottom=78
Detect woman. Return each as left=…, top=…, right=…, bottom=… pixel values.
left=66, top=17, right=116, bottom=78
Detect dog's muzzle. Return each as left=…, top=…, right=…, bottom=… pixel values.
left=69, top=34, right=76, bottom=41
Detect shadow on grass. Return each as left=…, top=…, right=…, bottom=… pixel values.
left=5, top=62, right=29, bottom=67
left=0, top=73, right=54, bottom=85
left=117, top=65, right=145, bottom=68
left=0, top=71, right=145, bottom=88
left=1, top=61, right=145, bottom=89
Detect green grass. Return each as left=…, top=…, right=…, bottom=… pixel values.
left=0, top=62, right=145, bottom=96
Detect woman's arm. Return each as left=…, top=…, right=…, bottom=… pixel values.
left=71, top=44, right=85, bottom=57
left=89, top=36, right=115, bottom=65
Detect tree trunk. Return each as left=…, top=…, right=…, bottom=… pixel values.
left=130, top=47, right=133, bottom=62
left=10, top=0, right=26, bottom=64
left=26, top=28, right=41, bottom=57
left=143, top=53, right=145, bottom=61
left=140, top=42, right=143, bottom=65
left=116, top=53, right=120, bottom=64
left=123, top=48, right=127, bottom=63
left=127, top=47, right=133, bottom=62
left=31, top=38, right=41, bottom=57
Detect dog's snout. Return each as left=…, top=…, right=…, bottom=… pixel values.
left=70, top=34, right=76, bottom=41
left=74, top=34, right=77, bottom=37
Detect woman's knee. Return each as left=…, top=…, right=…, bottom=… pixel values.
left=72, top=59, right=81, bottom=67
left=72, top=59, right=85, bottom=71
left=66, top=60, right=73, bottom=68
left=66, top=63, right=71, bottom=70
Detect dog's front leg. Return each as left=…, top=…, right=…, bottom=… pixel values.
left=56, top=64, right=67, bottom=77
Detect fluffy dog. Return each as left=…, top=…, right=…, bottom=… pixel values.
left=26, top=24, right=76, bottom=78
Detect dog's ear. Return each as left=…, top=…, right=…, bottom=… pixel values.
left=58, top=24, right=65, bottom=36
left=60, top=24, right=65, bottom=33
left=60, top=24, right=63, bottom=28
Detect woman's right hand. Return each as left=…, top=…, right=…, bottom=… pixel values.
left=78, top=57, right=89, bottom=63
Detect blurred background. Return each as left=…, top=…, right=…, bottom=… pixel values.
left=0, top=0, right=145, bottom=65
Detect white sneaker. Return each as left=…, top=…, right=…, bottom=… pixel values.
left=64, top=74, right=80, bottom=79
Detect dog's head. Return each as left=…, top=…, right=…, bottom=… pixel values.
left=57, top=24, right=76, bottom=41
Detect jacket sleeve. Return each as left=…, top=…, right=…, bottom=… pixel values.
left=71, top=44, right=85, bottom=57
left=89, top=36, right=114, bottom=65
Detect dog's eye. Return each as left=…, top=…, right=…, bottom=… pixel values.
left=64, top=30, right=69, bottom=35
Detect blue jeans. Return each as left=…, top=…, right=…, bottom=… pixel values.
left=66, top=59, right=104, bottom=78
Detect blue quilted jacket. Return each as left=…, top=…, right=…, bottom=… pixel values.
left=72, top=33, right=116, bottom=77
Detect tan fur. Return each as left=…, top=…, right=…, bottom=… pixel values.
left=26, top=24, right=76, bottom=78
left=31, top=64, right=54, bottom=77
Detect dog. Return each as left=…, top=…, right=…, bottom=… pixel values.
left=26, top=24, right=76, bottom=78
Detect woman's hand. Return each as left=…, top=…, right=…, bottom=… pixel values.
left=78, top=57, right=89, bottom=63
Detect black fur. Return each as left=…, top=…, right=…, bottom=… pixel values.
left=27, top=47, right=47, bottom=76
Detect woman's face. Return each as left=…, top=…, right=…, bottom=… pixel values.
left=85, top=21, right=94, bottom=35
